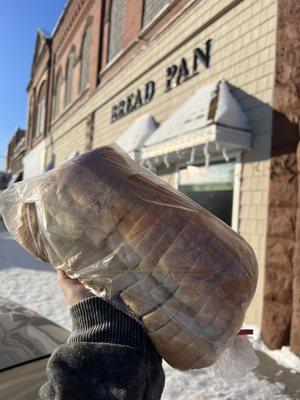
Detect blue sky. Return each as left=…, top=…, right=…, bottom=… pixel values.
left=0, top=1, right=67, bottom=169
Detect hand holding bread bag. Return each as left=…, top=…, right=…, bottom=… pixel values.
left=0, top=145, right=258, bottom=373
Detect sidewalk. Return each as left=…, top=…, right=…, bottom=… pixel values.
left=255, top=350, right=300, bottom=399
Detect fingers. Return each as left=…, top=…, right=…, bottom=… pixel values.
left=57, top=270, right=68, bottom=284
left=57, top=270, right=80, bottom=288
left=56, top=270, right=95, bottom=306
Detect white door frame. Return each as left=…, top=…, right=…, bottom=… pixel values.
left=174, top=150, right=242, bottom=232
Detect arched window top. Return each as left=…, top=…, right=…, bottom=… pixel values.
left=37, top=81, right=46, bottom=103
left=108, top=0, right=126, bottom=62
left=54, top=70, right=62, bottom=91
left=30, top=89, right=36, bottom=105
left=65, top=53, right=75, bottom=108
left=52, top=70, right=63, bottom=120
left=34, top=81, right=47, bottom=137
left=80, top=24, right=92, bottom=93
left=142, top=0, right=169, bottom=27
left=29, top=89, right=36, bottom=138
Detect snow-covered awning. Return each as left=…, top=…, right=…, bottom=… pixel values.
left=141, top=81, right=251, bottom=166
left=116, top=114, right=158, bottom=161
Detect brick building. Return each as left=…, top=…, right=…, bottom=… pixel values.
left=6, top=127, right=26, bottom=182
left=0, top=172, right=9, bottom=191
left=19, top=0, right=299, bottom=352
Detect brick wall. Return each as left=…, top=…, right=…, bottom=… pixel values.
left=292, top=142, right=300, bottom=355
left=262, top=0, right=300, bottom=351
left=6, top=129, right=26, bottom=174
left=27, top=31, right=51, bottom=150
left=44, top=0, right=278, bottom=327
left=49, top=0, right=102, bottom=130
left=100, top=0, right=190, bottom=82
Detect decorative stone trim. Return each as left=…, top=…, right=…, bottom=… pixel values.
left=56, top=0, right=88, bottom=53
left=85, top=111, right=95, bottom=151
left=261, top=0, right=300, bottom=352
left=291, top=141, right=300, bottom=355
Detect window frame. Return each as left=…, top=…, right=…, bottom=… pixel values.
left=29, top=90, right=36, bottom=141
left=64, top=53, right=75, bottom=109
left=79, top=24, right=92, bottom=94
left=107, top=0, right=126, bottom=64
left=174, top=150, right=242, bottom=232
left=52, top=70, right=62, bottom=121
left=33, top=82, right=46, bottom=138
left=35, top=98, right=46, bottom=137
left=141, top=0, right=170, bottom=32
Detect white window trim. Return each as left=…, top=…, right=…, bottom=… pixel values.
left=80, top=27, right=92, bottom=94
left=174, top=150, right=242, bottom=232
left=65, top=56, right=75, bottom=108
left=35, top=99, right=46, bottom=136
left=141, top=2, right=170, bottom=34
left=108, top=0, right=126, bottom=64
left=231, top=152, right=242, bottom=232
left=105, top=50, right=124, bottom=70
left=53, top=75, right=62, bottom=120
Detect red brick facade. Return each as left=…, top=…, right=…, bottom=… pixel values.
left=100, top=0, right=190, bottom=85
left=27, top=30, right=51, bottom=150
left=26, top=0, right=190, bottom=146
left=6, top=128, right=26, bottom=175
left=49, top=0, right=103, bottom=129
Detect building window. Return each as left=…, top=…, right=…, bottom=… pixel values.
left=65, top=53, right=75, bottom=108
left=142, top=0, right=169, bottom=28
left=52, top=71, right=62, bottom=120
left=178, top=161, right=235, bottom=227
left=29, top=90, right=36, bottom=139
left=34, top=82, right=46, bottom=138
left=108, top=0, right=126, bottom=62
left=80, top=25, right=92, bottom=93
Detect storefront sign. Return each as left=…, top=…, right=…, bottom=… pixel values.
left=165, top=39, right=211, bottom=92
left=111, top=81, right=155, bottom=123
left=111, top=39, right=211, bottom=123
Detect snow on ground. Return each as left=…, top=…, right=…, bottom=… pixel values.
left=241, top=324, right=300, bottom=374
left=255, top=338, right=300, bottom=375
left=0, top=228, right=295, bottom=400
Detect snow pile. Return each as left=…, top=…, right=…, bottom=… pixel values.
left=254, top=338, right=300, bottom=374
left=162, top=366, right=291, bottom=400
left=0, top=230, right=295, bottom=400
left=0, top=266, right=70, bottom=330
left=243, top=324, right=300, bottom=374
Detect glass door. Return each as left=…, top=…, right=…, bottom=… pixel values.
left=178, top=161, right=235, bottom=226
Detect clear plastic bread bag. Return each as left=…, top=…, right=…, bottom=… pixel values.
left=0, top=145, right=259, bottom=377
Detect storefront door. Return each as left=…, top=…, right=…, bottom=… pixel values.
left=177, top=160, right=235, bottom=227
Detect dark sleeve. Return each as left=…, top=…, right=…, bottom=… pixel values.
left=39, top=297, right=165, bottom=400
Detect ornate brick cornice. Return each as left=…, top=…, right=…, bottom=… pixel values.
left=55, top=0, right=89, bottom=54
left=27, top=33, right=51, bottom=91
